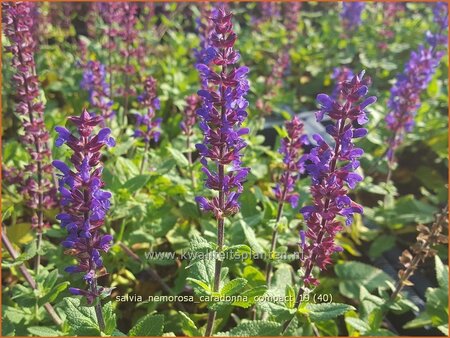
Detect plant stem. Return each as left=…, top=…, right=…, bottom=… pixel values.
left=186, top=135, right=196, bottom=189
left=91, top=280, right=106, bottom=332
left=205, top=61, right=227, bottom=336
left=282, top=119, right=346, bottom=334
left=2, top=230, right=62, bottom=326
left=35, top=230, right=42, bottom=275
left=139, top=142, right=150, bottom=174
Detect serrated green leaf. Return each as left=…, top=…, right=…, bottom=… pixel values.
left=227, top=320, right=282, bottom=336
left=345, top=317, right=371, bottom=333
left=187, top=278, right=211, bottom=293
left=129, top=314, right=164, bottom=336
left=178, top=312, right=202, bottom=337
left=61, top=297, right=101, bottom=335
left=221, top=278, right=247, bottom=296
left=27, top=326, right=60, bottom=337
left=435, top=256, right=448, bottom=289
left=307, top=303, right=355, bottom=322
left=285, top=285, right=295, bottom=309
left=335, top=261, right=393, bottom=300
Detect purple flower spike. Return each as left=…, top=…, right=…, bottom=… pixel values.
left=134, top=77, right=162, bottom=144
left=2, top=1, right=58, bottom=230
left=386, top=47, right=446, bottom=163
left=341, top=2, right=365, bottom=31
left=81, top=61, right=115, bottom=123
left=273, top=117, right=308, bottom=208
left=53, top=108, right=114, bottom=303
left=300, top=71, right=376, bottom=287
left=195, top=7, right=250, bottom=220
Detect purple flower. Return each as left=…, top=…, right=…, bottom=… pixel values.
left=283, top=2, right=302, bottom=33
left=2, top=1, right=57, bottom=229
left=385, top=45, right=445, bottom=163
left=273, top=117, right=308, bottom=208
left=134, top=77, right=162, bottom=143
left=195, top=8, right=250, bottom=220
left=341, top=2, right=365, bottom=31
left=300, top=71, right=376, bottom=287
left=194, top=4, right=217, bottom=66
left=331, top=67, right=354, bottom=99
left=426, top=2, right=448, bottom=48
left=180, top=95, right=201, bottom=136
left=53, top=109, right=114, bottom=304
left=81, top=61, right=115, bottom=123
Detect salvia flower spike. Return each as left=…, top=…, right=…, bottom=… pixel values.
left=299, top=71, right=376, bottom=287
left=195, top=7, right=250, bottom=336
left=385, top=3, right=447, bottom=166
left=341, top=2, right=365, bottom=31
left=53, top=109, right=115, bottom=331
left=282, top=71, right=376, bottom=334
left=81, top=60, right=115, bottom=124
left=266, top=116, right=308, bottom=286
left=3, top=1, right=57, bottom=273
left=134, top=76, right=162, bottom=144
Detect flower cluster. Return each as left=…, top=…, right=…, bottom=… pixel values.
left=195, top=8, right=250, bottom=220
left=299, top=71, right=376, bottom=287
left=331, top=66, right=354, bottom=99
left=385, top=46, right=445, bottom=163
left=81, top=61, right=115, bottom=123
left=194, top=4, right=216, bottom=66
left=426, top=2, right=448, bottom=48
left=180, top=94, right=201, bottom=137
left=2, top=1, right=57, bottom=229
left=260, top=2, right=281, bottom=21
left=273, top=117, right=308, bottom=208
left=283, top=2, right=302, bottom=33
left=134, top=77, right=162, bottom=143
left=53, top=109, right=115, bottom=304
left=341, top=2, right=365, bottom=31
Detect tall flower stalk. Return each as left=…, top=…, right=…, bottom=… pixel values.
left=282, top=71, right=376, bottom=333
left=133, top=76, right=162, bottom=174
left=341, top=2, right=365, bottom=31
left=194, top=8, right=250, bottom=336
left=3, top=1, right=57, bottom=273
left=265, top=117, right=307, bottom=287
left=180, top=94, right=201, bottom=188
left=53, top=109, right=115, bottom=332
left=385, top=3, right=447, bottom=178
left=81, top=60, right=115, bottom=125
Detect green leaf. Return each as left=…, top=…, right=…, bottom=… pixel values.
left=345, top=317, right=371, bottom=333
left=403, top=313, right=433, bottom=329
left=123, top=175, right=151, bottom=193
left=38, top=282, right=69, bottom=306
left=178, top=312, right=202, bottom=337
left=187, top=278, right=211, bottom=294
left=221, top=278, right=247, bottom=296
left=167, top=147, right=189, bottom=167
left=435, top=256, right=448, bottom=289
left=227, top=320, right=282, bottom=336
left=368, top=235, right=396, bottom=259
left=231, top=286, right=267, bottom=308
left=27, top=326, right=60, bottom=337
left=61, top=297, right=101, bottom=336
left=129, top=314, right=164, bottom=336
left=285, top=285, right=295, bottom=309
left=335, top=261, right=393, bottom=300
left=243, top=266, right=266, bottom=287
left=103, top=301, right=117, bottom=335
left=307, top=303, right=355, bottom=322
